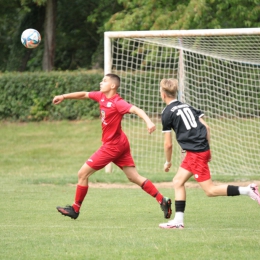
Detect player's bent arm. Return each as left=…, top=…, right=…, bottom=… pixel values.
left=163, top=131, right=172, bottom=172
left=129, top=105, right=156, bottom=134
left=164, top=132, right=172, bottom=163
left=53, top=92, right=90, bottom=105
left=199, top=117, right=210, bottom=144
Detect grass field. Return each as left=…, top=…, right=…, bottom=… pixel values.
left=0, top=121, right=260, bottom=259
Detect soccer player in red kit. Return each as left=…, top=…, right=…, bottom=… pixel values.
left=158, top=78, right=260, bottom=229
left=52, top=73, right=172, bottom=220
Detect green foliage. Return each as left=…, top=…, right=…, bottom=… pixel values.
left=6, top=3, right=45, bottom=72
left=21, top=0, right=47, bottom=6
left=0, top=71, right=103, bottom=121
left=1, top=0, right=123, bottom=72
left=55, top=0, right=123, bottom=70
left=0, top=1, right=23, bottom=71
left=106, top=0, right=260, bottom=31
left=2, top=0, right=260, bottom=73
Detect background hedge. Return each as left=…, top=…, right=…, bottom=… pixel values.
left=0, top=71, right=103, bottom=121
left=1, top=69, right=259, bottom=122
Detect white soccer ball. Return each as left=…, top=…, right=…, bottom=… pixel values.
left=21, top=29, right=41, bottom=49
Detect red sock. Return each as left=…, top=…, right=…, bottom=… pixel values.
left=72, top=185, right=88, bottom=213
left=141, top=179, right=163, bottom=204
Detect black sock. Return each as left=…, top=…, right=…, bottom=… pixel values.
left=175, top=200, right=186, bottom=212
left=227, top=185, right=240, bottom=196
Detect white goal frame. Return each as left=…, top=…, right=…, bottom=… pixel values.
left=104, top=28, right=260, bottom=176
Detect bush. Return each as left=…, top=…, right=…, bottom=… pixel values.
left=0, top=71, right=103, bottom=121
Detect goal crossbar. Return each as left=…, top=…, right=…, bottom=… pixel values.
left=105, top=28, right=260, bottom=38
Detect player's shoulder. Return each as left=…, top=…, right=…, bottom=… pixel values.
left=88, top=91, right=103, bottom=100
left=166, top=100, right=185, bottom=112
left=112, top=93, right=123, bottom=101
left=112, top=93, right=130, bottom=104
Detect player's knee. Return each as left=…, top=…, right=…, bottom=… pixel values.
left=77, top=169, right=85, bottom=180
left=203, top=188, right=215, bottom=197
left=172, top=178, right=183, bottom=189
left=127, top=175, right=140, bottom=184
left=127, top=175, right=134, bottom=183
left=77, top=168, right=90, bottom=181
left=126, top=173, right=144, bottom=186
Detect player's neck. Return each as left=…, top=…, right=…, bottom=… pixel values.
left=103, top=90, right=117, bottom=99
left=165, top=97, right=177, bottom=105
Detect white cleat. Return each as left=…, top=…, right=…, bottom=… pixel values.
left=248, top=183, right=260, bottom=205
left=159, top=220, right=184, bottom=229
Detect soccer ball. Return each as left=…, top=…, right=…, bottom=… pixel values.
left=21, top=29, right=41, bottom=49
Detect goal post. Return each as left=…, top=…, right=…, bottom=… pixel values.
left=104, top=34, right=113, bottom=173
left=104, top=28, right=260, bottom=178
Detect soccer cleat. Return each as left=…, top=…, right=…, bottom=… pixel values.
left=160, top=197, right=172, bottom=219
left=56, top=205, right=79, bottom=219
left=248, top=183, right=260, bottom=205
left=159, top=220, right=184, bottom=229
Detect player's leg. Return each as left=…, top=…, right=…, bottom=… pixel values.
left=122, top=166, right=172, bottom=219
left=116, top=135, right=172, bottom=218
left=122, top=166, right=146, bottom=185
left=73, top=163, right=96, bottom=212
left=189, top=150, right=260, bottom=202
left=159, top=167, right=192, bottom=229
left=199, top=179, right=228, bottom=196
left=187, top=150, right=260, bottom=203
left=56, top=163, right=96, bottom=219
left=57, top=145, right=114, bottom=219
left=114, top=136, right=162, bottom=201
left=199, top=179, right=260, bottom=204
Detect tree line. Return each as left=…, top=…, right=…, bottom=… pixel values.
left=1, top=0, right=260, bottom=72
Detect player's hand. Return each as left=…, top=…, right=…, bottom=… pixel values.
left=164, top=161, right=171, bottom=172
left=52, top=95, right=64, bottom=105
left=147, top=122, right=156, bottom=134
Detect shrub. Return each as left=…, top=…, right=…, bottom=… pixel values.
left=0, top=71, right=103, bottom=121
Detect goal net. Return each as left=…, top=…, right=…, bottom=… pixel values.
left=104, top=29, right=260, bottom=179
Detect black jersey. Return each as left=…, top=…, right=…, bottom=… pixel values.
left=161, top=100, right=209, bottom=152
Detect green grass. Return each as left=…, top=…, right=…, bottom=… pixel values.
left=0, top=121, right=260, bottom=259
left=1, top=184, right=260, bottom=260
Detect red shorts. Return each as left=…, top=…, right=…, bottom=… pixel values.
left=86, top=134, right=135, bottom=170
left=180, top=150, right=211, bottom=182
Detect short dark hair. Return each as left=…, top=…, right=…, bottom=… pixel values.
left=106, top=73, right=120, bottom=88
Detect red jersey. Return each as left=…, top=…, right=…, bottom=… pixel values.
left=88, top=91, right=132, bottom=144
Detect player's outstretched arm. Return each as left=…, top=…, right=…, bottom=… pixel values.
left=129, top=105, right=156, bottom=134
left=52, top=92, right=90, bottom=105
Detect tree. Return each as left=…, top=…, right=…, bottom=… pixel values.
left=5, top=1, right=45, bottom=72
left=55, top=0, right=123, bottom=70
left=21, top=0, right=57, bottom=71
left=1, top=0, right=123, bottom=72
left=0, top=0, right=22, bottom=71
left=105, top=0, right=260, bottom=31
left=42, top=0, right=57, bottom=71
left=4, top=0, right=259, bottom=72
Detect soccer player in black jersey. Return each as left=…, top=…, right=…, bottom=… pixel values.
left=158, top=78, right=260, bottom=229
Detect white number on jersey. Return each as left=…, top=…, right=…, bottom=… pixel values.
left=176, top=108, right=197, bottom=130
